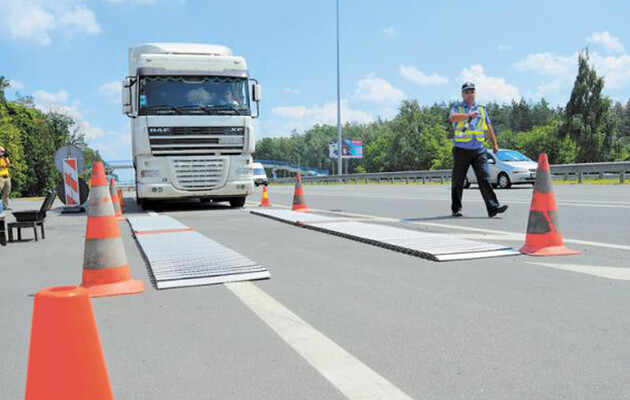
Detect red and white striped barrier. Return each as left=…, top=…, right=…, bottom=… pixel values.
left=63, top=158, right=80, bottom=206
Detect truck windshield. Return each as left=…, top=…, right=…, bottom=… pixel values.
left=138, top=76, right=250, bottom=116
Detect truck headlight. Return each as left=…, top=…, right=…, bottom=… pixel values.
left=140, top=169, right=161, bottom=178
left=236, top=167, right=253, bottom=177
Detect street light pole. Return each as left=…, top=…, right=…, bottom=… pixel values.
left=336, top=0, right=342, bottom=176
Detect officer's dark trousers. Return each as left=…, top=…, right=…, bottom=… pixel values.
left=451, top=146, right=500, bottom=214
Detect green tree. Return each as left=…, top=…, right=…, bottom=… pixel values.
left=560, top=50, right=619, bottom=162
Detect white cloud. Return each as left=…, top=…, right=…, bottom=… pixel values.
left=516, top=50, right=630, bottom=91
left=283, top=87, right=301, bottom=95
left=533, top=80, right=563, bottom=99
left=8, top=80, right=24, bottom=90
left=457, top=65, right=521, bottom=104
left=497, top=44, right=513, bottom=51
left=269, top=100, right=373, bottom=135
left=33, top=89, right=105, bottom=140
left=354, top=74, right=405, bottom=103
left=515, top=52, right=576, bottom=78
left=399, top=65, right=448, bottom=86
left=99, top=81, right=122, bottom=98
left=382, top=27, right=395, bottom=35
left=0, top=0, right=101, bottom=46
left=588, top=31, right=625, bottom=54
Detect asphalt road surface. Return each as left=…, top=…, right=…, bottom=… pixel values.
left=2, top=183, right=630, bottom=399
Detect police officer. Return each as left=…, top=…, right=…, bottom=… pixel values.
left=448, top=82, right=507, bottom=218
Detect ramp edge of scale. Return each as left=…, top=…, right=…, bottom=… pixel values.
left=128, top=215, right=270, bottom=289
left=250, top=209, right=519, bottom=262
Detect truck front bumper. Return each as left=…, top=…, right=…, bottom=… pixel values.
left=137, top=180, right=254, bottom=200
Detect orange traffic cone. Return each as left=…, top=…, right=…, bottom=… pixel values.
left=24, top=286, right=114, bottom=400
left=520, top=153, right=580, bottom=256
left=81, top=162, right=144, bottom=297
left=109, top=178, right=124, bottom=221
left=117, top=188, right=125, bottom=208
left=292, top=173, right=309, bottom=211
left=260, top=185, right=271, bottom=207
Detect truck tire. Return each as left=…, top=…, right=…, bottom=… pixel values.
left=229, top=197, right=246, bottom=208
left=139, top=198, right=152, bottom=210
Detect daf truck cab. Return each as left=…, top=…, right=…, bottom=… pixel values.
left=122, top=43, right=261, bottom=209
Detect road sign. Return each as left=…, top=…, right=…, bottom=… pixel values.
left=62, top=158, right=81, bottom=206
left=329, top=139, right=363, bottom=159
left=54, top=145, right=85, bottom=174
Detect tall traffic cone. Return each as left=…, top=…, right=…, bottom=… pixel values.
left=259, top=185, right=271, bottom=207
left=109, top=178, right=124, bottom=221
left=292, top=173, right=309, bottom=211
left=24, top=286, right=113, bottom=400
left=117, top=188, right=125, bottom=208
left=520, top=153, right=581, bottom=256
left=82, top=162, right=144, bottom=297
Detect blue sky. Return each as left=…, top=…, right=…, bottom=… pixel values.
left=1, top=0, right=630, bottom=170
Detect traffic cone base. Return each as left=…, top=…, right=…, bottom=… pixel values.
left=83, top=278, right=145, bottom=297
left=25, top=286, right=113, bottom=400
left=520, top=244, right=582, bottom=257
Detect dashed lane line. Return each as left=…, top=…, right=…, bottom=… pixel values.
left=226, top=281, right=417, bottom=400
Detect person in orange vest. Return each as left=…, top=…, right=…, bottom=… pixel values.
left=0, top=145, right=11, bottom=210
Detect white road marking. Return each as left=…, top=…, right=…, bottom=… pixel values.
left=528, top=262, right=630, bottom=281
left=148, top=211, right=159, bottom=216
left=246, top=201, right=630, bottom=252
left=226, top=281, right=417, bottom=400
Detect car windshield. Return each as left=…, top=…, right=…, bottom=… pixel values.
left=253, top=168, right=266, bottom=175
left=138, top=76, right=250, bottom=116
left=496, top=150, right=531, bottom=162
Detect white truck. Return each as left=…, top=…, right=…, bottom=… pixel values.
left=122, top=43, right=261, bottom=209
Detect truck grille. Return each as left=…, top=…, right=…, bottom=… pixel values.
left=171, top=158, right=228, bottom=191
left=148, top=126, right=244, bottom=156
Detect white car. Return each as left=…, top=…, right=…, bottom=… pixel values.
left=252, top=162, right=268, bottom=186
left=464, top=149, right=538, bottom=189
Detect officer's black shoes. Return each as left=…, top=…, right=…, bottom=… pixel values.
left=488, top=205, right=508, bottom=218
left=452, top=211, right=463, bottom=217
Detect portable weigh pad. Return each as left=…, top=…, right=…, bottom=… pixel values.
left=128, top=215, right=270, bottom=289
left=251, top=209, right=519, bottom=261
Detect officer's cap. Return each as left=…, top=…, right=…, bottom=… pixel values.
left=461, top=82, right=476, bottom=92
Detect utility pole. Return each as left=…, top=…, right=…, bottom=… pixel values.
left=336, top=0, right=342, bottom=176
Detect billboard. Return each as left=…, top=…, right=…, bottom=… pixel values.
left=329, top=139, right=363, bottom=159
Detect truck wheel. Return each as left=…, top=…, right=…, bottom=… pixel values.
left=139, top=198, right=152, bottom=210
left=229, top=197, right=246, bottom=208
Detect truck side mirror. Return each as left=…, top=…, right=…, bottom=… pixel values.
left=252, top=84, right=261, bottom=102
left=122, top=77, right=134, bottom=116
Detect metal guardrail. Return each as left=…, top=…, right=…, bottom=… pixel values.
left=270, top=161, right=630, bottom=185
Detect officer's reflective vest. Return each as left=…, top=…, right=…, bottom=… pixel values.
left=454, top=105, right=488, bottom=145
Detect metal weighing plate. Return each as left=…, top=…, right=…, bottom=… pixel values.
left=252, top=209, right=519, bottom=262
left=128, top=215, right=270, bottom=289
